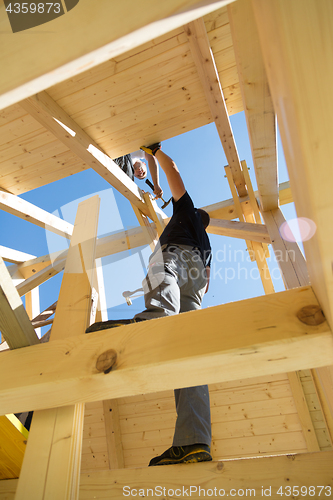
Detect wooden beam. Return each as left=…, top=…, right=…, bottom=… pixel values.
left=262, top=208, right=330, bottom=452
left=262, top=208, right=309, bottom=289
left=25, top=287, right=41, bottom=337
left=0, top=191, right=73, bottom=239
left=142, top=192, right=166, bottom=237
left=7, top=181, right=292, bottom=281
left=184, top=18, right=246, bottom=197
left=16, top=260, right=66, bottom=297
left=228, top=0, right=278, bottom=211
left=76, top=451, right=333, bottom=497
left=287, top=372, right=320, bottom=452
left=15, top=196, right=100, bottom=500
left=252, top=0, right=333, bottom=328
left=1, top=451, right=333, bottom=499
left=0, top=0, right=232, bottom=110
left=0, top=286, right=332, bottom=415
left=20, top=92, right=150, bottom=215
left=0, top=257, right=39, bottom=349
left=209, top=218, right=270, bottom=243
left=103, top=400, right=125, bottom=469
left=0, top=245, right=35, bottom=265
left=131, top=204, right=158, bottom=252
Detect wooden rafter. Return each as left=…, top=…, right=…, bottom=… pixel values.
left=184, top=17, right=246, bottom=197
left=228, top=0, right=278, bottom=211
left=20, top=92, right=150, bottom=215
left=0, top=191, right=73, bottom=238
left=0, top=286, right=332, bottom=415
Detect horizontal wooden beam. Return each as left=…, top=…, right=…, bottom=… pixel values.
left=20, top=92, right=149, bottom=215
left=0, top=286, right=332, bottom=415
left=9, top=217, right=270, bottom=292
left=6, top=182, right=292, bottom=283
left=0, top=245, right=35, bottom=265
left=0, top=191, right=73, bottom=239
left=0, top=0, right=232, bottom=110
left=209, top=218, right=270, bottom=243
left=1, top=451, right=332, bottom=499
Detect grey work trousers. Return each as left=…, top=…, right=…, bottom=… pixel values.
left=135, top=245, right=211, bottom=447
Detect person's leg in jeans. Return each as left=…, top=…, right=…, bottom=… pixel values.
left=172, top=249, right=211, bottom=447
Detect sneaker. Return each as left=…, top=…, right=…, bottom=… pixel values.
left=85, top=318, right=138, bottom=333
left=149, top=444, right=212, bottom=466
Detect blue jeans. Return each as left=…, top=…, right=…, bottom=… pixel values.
left=135, top=245, right=211, bottom=447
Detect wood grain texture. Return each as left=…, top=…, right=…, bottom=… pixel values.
left=0, top=286, right=332, bottom=415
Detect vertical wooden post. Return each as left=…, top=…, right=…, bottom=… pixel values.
left=15, top=195, right=100, bottom=500
left=25, top=287, right=41, bottom=337
left=262, top=207, right=328, bottom=451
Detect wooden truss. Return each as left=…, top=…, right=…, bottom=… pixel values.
left=0, top=0, right=332, bottom=498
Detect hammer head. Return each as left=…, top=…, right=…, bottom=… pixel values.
left=161, top=197, right=172, bottom=209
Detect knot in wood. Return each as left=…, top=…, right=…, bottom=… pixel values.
left=96, top=349, right=117, bottom=374
left=216, top=461, right=224, bottom=471
left=297, top=305, right=325, bottom=326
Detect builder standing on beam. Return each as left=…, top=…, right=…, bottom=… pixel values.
left=87, top=143, right=212, bottom=466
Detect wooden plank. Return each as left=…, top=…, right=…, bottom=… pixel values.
left=224, top=165, right=255, bottom=260
left=209, top=218, right=270, bottom=243
left=103, top=400, right=125, bottom=469
left=0, top=245, right=35, bottom=264
left=228, top=0, right=278, bottom=211
left=0, top=256, right=39, bottom=349
left=131, top=204, right=158, bottom=252
left=252, top=0, right=333, bottom=328
left=287, top=372, right=320, bottom=452
left=184, top=18, right=246, bottom=197
left=85, top=451, right=333, bottom=497
left=0, top=191, right=73, bottom=238
left=3, top=451, right=332, bottom=498
left=142, top=192, right=166, bottom=237
left=16, top=260, right=65, bottom=297
left=313, top=366, right=333, bottom=445
left=0, top=286, right=332, bottom=415
left=25, top=287, right=41, bottom=337
left=262, top=208, right=326, bottom=452
left=0, top=0, right=233, bottom=110
left=15, top=196, right=100, bottom=500
left=262, top=208, right=310, bottom=289
left=20, top=92, right=150, bottom=215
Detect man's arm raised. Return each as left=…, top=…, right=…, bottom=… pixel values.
left=141, top=144, right=185, bottom=202
left=155, top=150, right=185, bottom=202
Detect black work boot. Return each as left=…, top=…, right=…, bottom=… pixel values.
left=149, top=444, right=212, bottom=466
left=85, top=318, right=139, bottom=333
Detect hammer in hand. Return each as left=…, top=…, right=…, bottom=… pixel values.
left=145, top=179, right=172, bottom=209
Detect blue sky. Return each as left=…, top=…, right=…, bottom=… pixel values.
left=1, top=111, right=297, bottom=338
